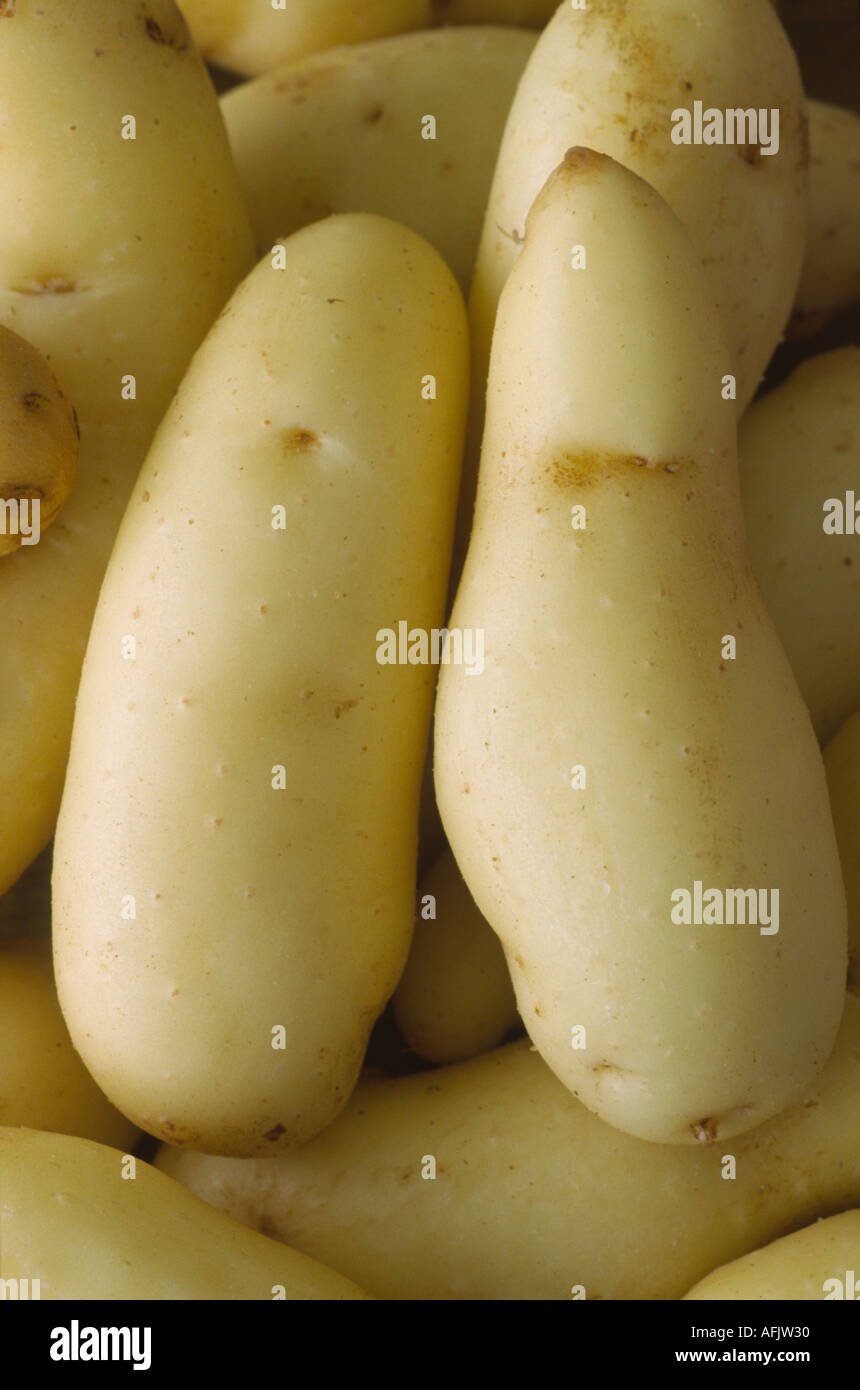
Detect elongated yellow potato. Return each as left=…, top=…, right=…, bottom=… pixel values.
left=0, top=937, right=139, bottom=1150
left=740, top=347, right=860, bottom=744
left=0, top=0, right=255, bottom=895
left=54, top=215, right=469, bottom=1158
left=156, top=994, right=860, bottom=1302
left=393, top=848, right=519, bottom=1063
left=824, top=710, right=860, bottom=993
left=790, top=101, right=860, bottom=337
left=0, top=1128, right=369, bottom=1300
left=684, top=1211, right=860, bottom=1300
left=184, top=0, right=556, bottom=75
left=436, top=150, right=846, bottom=1145
left=222, top=27, right=537, bottom=291
left=470, top=0, right=806, bottom=419
left=0, top=324, right=78, bottom=557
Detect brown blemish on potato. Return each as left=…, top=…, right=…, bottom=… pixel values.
left=0, top=2, right=16, bottom=16
left=12, top=276, right=77, bottom=295
left=548, top=450, right=687, bottom=489
left=282, top=427, right=318, bottom=453
left=143, top=10, right=189, bottom=50
left=496, top=223, right=524, bottom=245
left=365, top=104, right=385, bottom=124
left=737, top=141, right=763, bottom=167
left=561, top=146, right=606, bottom=179
left=20, top=392, right=49, bottom=411
left=333, top=699, right=358, bottom=719
left=691, top=1117, right=718, bottom=1144
left=3, top=483, right=44, bottom=499
left=257, top=1212, right=280, bottom=1239
left=263, top=1123, right=286, bottom=1142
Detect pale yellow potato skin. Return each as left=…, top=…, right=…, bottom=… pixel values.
left=824, top=710, right=860, bottom=993
left=0, top=325, right=78, bottom=556
left=53, top=215, right=469, bottom=1158
left=791, top=101, right=860, bottom=336
left=0, top=0, right=255, bottom=896
left=222, top=27, right=537, bottom=291
left=684, top=1211, right=860, bottom=1300
left=156, top=993, right=860, bottom=1302
left=0, top=937, right=139, bottom=1150
left=393, top=848, right=519, bottom=1063
left=739, top=347, right=860, bottom=744
left=184, top=0, right=556, bottom=75
left=0, top=1128, right=369, bottom=1300
left=470, top=0, right=807, bottom=420
left=435, top=151, right=846, bottom=1145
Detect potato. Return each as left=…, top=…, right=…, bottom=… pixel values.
left=438, top=150, right=847, bottom=1146
left=824, top=710, right=860, bottom=993
left=53, top=215, right=469, bottom=1158
left=0, top=0, right=255, bottom=897
left=183, top=0, right=556, bottom=76
left=156, top=992, right=860, bottom=1302
left=222, top=27, right=537, bottom=291
left=684, top=1211, right=860, bottom=1300
left=470, top=0, right=807, bottom=430
left=739, top=347, right=860, bottom=744
left=790, top=101, right=860, bottom=337
left=393, top=849, right=519, bottom=1064
left=0, top=1127, right=369, bottom=1300
left=0, top=937, right=138, bottom=1150
left=0, top=324, right=78, bottom=557
left=452, top=0, right=808, bottom=581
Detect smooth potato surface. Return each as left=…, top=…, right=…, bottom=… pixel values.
left=156, top=994, right=860, bottom=1302
left=222, top=27, right=537, bottom=290
left=183, top=0, right=556, bottom=75
left=0, top=937, right=139, bottom=1150
left=740, top=347, right=860, bottom=744
left=437, top=150, right=846, bottom=1144
left=0, top=0, right=255, bottom=895
left=684, top=1211, right=860, bottom=1300
left=0, top=1128, right=369, bottom=1300
left=54, top=215, right=468, bottom=1157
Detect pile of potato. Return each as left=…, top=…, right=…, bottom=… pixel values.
left=1, top=0, right=858, bottom=1302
